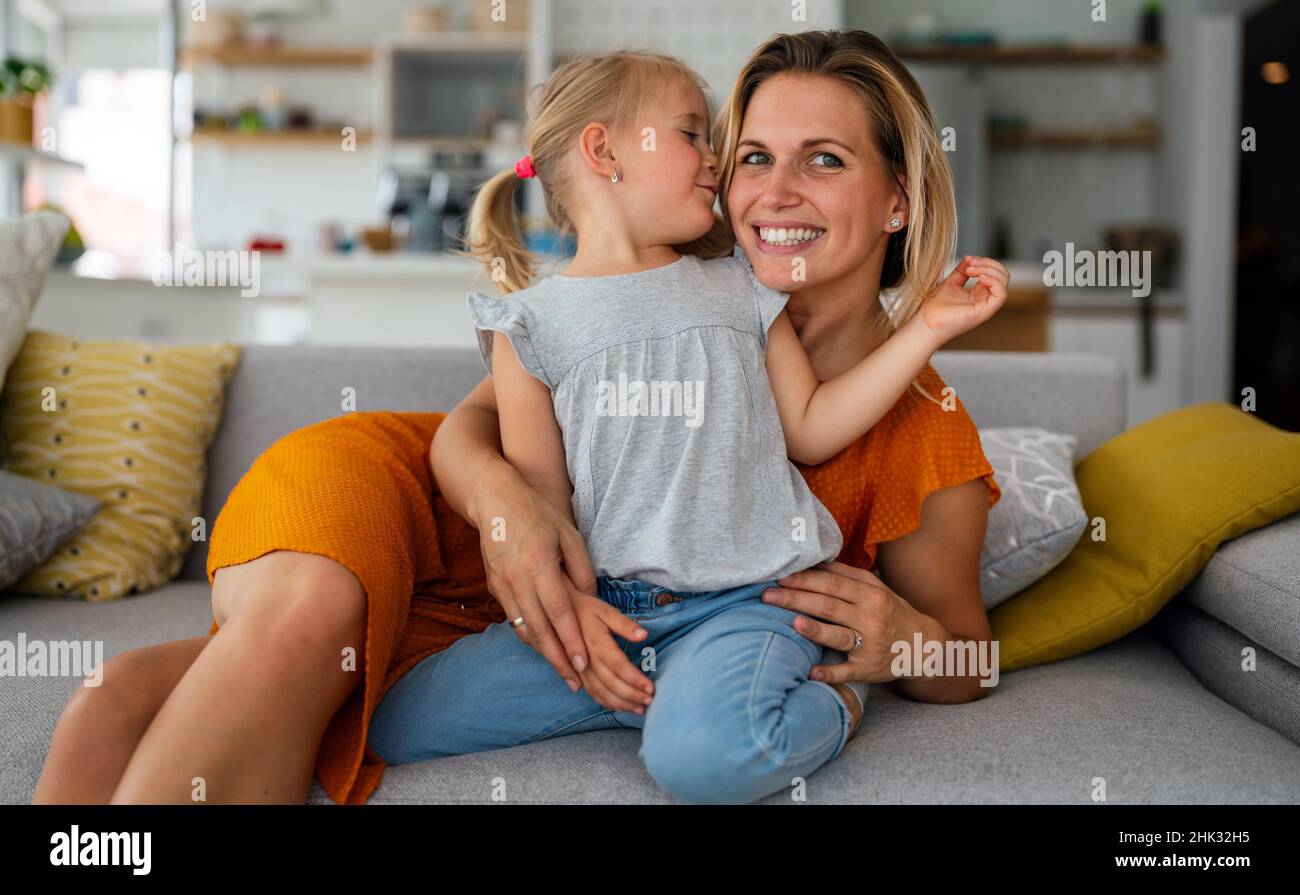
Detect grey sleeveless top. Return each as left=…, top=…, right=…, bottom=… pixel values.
left=465, top=246, right=843, bottom=592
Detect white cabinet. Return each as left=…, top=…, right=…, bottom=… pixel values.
left=1049, top=311, right=1186, bottom=428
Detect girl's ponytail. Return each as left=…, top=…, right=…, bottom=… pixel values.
left=463, top=166, right=535, bottom=295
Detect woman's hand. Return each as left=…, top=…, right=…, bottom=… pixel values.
left=468, top=457, right=596, bottom=692
left=918, top=255, right=1010, bottom=345
left=761, top=560, right=922, bottom=685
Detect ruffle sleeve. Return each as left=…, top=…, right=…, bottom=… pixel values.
left=859, top=363, right=1002, bottom=568
left=731, top=243, right=789, bottom=346
left=465, top=292, right=551, bottom=388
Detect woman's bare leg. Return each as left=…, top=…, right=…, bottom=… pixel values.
left=34, top=636, right=211, bottom=804
left=109, top=550, right=367, bottom=804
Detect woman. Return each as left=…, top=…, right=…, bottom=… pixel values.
left=34, top=30, right=1000, bottom=805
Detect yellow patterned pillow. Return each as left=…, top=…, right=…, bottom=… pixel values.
left=0, top=330, right=241, bottom=601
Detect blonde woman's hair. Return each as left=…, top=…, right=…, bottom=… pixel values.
left=712, top=30, right=959, bottom=404
left=463, top=50, right=731, bottom=294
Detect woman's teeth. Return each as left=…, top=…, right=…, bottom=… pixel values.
left=757, top=226, right=824, bottom=247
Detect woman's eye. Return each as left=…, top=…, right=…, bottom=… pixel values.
left=739, top=151, right=770, bottom=165
left=810, top=151, right=844, bottom=168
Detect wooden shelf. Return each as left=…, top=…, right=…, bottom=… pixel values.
left=895, top=44, right=1165, bottom=64
left=990, top=126, right=1162, bottom=149
left=180, top=45, right=374, bottom=68
left=188, top=130, right=373, bottom=147
left=380, top=31, right=529, bottom=53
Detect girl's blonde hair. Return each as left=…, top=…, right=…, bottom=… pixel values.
left=712, top=30, right=959, bottom=404
left=464, top=50, right=731, bottom=294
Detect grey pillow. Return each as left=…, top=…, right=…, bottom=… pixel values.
left=0, top=470, right=100, bottom=592
left=978, top=427, right=1087, bottom=609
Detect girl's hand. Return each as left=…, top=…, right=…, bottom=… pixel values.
left=761, top=560, right=920, bottom=685
left=918, top=255, right=1010, bottom=345
left=470, top=458, right=595, bottom=692
left=573, top=593, right=656, bottom=713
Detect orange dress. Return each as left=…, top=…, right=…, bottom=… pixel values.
left=205, top=361, right=999, bottom=804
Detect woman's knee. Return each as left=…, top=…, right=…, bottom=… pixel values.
left=212, top=552, right=366, bottom=671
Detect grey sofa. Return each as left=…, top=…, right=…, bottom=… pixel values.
left=3, top=347, right=1298, bottom=804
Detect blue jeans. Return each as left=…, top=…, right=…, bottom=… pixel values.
left=367, top=575, right=855, bottom=804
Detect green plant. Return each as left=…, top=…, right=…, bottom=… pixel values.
left=0, top=57, right=54, bottom=99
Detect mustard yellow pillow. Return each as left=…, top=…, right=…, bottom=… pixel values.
left=0, top=330, right=241, bottom=601
left=990, top=402, right=1300, bottom=670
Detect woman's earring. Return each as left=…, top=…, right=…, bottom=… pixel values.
left=889, top=217, right=902, bottom=230
left=610, top=169, right=622, bottom=183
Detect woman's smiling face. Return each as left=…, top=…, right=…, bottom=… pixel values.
left=727, top=72, right=904, bottom=293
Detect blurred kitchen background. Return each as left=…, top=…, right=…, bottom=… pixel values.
left=0, top=0, right=1295, bottom=429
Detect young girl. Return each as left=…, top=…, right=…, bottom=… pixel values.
left=367, top=51, right=1006, bottom=803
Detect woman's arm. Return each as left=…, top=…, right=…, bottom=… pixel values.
left=489, top=337, right=576, bottom=524
left=872, top=478, right=993, bottom=703
left=429, top=370, right=594, bottom=692
left=760, top=478, right=996, bottom=704
left=429, top=375, right=505, bottom=529
left=766, top=256, right=1008, bottom=466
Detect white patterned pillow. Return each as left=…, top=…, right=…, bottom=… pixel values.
left=1, top=210, right=69, bottom=394
left=978, top=427, right=1088, bottom=608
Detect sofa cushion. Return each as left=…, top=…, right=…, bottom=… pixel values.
left=4, top=581, right=1299, bottom=804
left=931, top=351, right=1125, bottom=461
left=1179, top=510, right=1300, bottom=669
left=977, top=427, right=1086, bottom=609
left=990, top=402, right=1300, bottom=671
left=1151, top=597, right=1300, bottom=747
left=336, top=629, right=1300, bottom=804
left=181, top=345, right=488, bottom=580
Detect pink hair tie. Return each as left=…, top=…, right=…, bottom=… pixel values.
left=514, top=154, right=536, bottom=179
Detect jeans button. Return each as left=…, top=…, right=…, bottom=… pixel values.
left=655, top=592, right=680, bottom=606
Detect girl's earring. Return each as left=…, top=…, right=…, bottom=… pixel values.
left=889, top=217, right=902, bottom=230
left=610, top=168, right=622, bottom=183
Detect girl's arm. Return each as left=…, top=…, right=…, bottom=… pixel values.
left=489, top=336, right=576, bottom=526
left=766, top=256, right=1007, bottom=466
left=766, top=309, right=940, bottom=466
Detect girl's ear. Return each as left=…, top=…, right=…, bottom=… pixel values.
left=577, top=122, right=618, bottom=180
